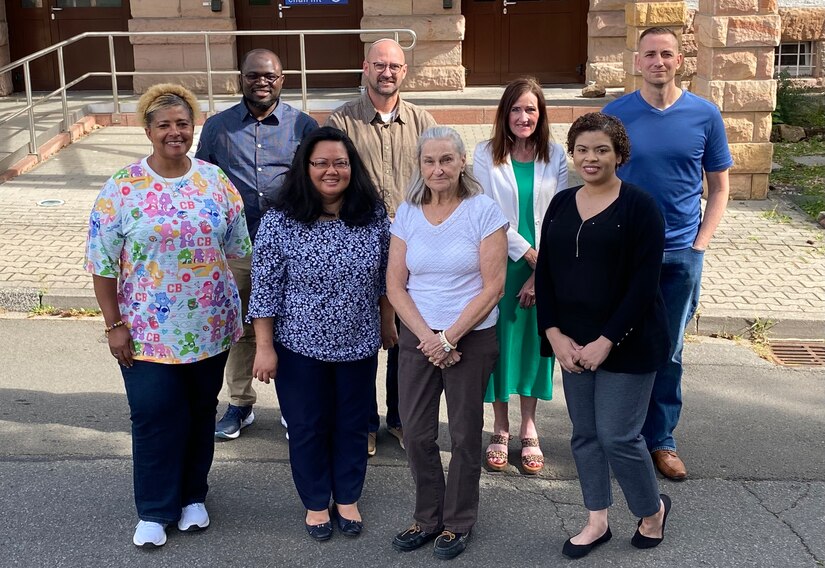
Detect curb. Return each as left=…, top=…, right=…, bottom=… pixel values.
left=2, top=285, right=822, bottom=340
left=694, top=312, right=825, bottom=340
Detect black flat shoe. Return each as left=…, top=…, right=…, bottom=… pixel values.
left=631, top=493, right=671, bottom=549
left=330, top=504, right=363, bottom=538
left=433, top=530, right=470, bottom=560
left=561, top=526, right=612, bottom=559
left=392, top=523, right=442, bottom=552
left=305, top=517, right=333, bottom=542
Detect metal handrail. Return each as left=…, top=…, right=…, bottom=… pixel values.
left=0, top=28, right=417, bottom=158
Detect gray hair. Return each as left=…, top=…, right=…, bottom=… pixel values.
left=405, top=126, right=483, bottom=206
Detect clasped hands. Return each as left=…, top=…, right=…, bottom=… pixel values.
left=417, top=332, right=461, bottom=369
left=548, top=330, right=613, bottom=374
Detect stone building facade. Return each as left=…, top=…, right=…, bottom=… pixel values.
left=0, top=1, right=822, bottom=95
left=0, top=0, right=822, bottom=198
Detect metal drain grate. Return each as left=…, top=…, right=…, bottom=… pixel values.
left=767, top=342, right=825, bottom=367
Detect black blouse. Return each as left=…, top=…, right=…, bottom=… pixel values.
left=535, top=182, right=670, bottom=373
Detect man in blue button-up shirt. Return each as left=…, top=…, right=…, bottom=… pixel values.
left=196, top=48, right=318, bottom=440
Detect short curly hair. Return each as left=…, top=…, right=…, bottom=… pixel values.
left=136, top=83, right=200, bottom=127
left=566, top=112, right=631, bottom=167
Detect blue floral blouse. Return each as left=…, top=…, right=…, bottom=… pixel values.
left=248, top=208, right=390, bottom=362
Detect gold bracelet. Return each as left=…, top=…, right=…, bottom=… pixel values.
left=105, top=320, right=125, bottom=334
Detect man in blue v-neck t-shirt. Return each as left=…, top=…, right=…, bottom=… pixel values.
left=603, top=27, right=734, bottom=481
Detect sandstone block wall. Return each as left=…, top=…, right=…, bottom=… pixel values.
left=0, top=1, right=11, bottom=96
left=361, top=0, right=464, bottom=91
left=694, top=0, right=780, bottom=199
left=130, top=0, right=239, bottom=94
left=586, top=0, right=627, bottom=87
left=681, top=9, right=698, bottom=88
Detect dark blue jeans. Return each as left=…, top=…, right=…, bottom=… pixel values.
left=641, top=246, right=704, bottom=452
left=369, top=318, right=401, bottom=432
left=121, top=351, right=227, bottom=524
left=275, top=343, right=377, bottom=511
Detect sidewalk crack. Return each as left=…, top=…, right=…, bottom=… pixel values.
left=500, top=477, right=580, bottom=537
left=743, top=482, right=821, bottom=564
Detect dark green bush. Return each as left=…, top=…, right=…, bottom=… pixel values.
left=773, top=70, right=825, bottom=128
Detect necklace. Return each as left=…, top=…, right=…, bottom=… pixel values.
left=150, top=156, right=190, bottom=194
left=426, top=199, right=461, bottom=225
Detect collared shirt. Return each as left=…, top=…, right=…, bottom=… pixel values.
left=326, top=93, right=436, bottom=216
left=196, top=99, right=318, bottom=240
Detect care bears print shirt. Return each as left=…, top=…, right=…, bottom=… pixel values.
left=85, top=157, right=252, bottom=364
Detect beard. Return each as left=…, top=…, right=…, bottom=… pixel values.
left=245, top=95, right=278, bottom=112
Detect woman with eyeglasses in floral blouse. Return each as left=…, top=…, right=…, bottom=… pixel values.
left=248, top=126, right=393, bottom=542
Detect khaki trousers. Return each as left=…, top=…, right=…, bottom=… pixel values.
left=224, top=256, right=257, bottom=407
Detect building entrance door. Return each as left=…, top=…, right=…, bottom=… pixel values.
left=234, top=0, right=363, bottom=89
left=6, top=0, right=134, bottom=92
left=462, top=0, right=587, bottom=85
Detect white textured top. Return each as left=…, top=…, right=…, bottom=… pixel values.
left=391, top=194, right=508, bottom=331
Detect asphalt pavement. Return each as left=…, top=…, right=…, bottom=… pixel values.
left=0, top=316, right=822, bottom=567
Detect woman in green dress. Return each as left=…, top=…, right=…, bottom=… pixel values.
left=473, top=78, right=568, bottom=474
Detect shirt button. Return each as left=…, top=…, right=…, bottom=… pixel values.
left=259, top=192, right=264, bottom=196
left=257, top=167, right=263, bottom=172
left=257, top=144, right=262, bottom=148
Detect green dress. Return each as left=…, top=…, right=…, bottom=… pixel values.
left=484, top=159, right=554, bottom=403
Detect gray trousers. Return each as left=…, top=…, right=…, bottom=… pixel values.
left=562, top=368, right=661, bottom=518
left=398, top=324, right=498, bottom=534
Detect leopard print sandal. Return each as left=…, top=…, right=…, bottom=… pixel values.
left=485, top=433, right=510, bottom=471
left=521, top=437, right=544, bottom=475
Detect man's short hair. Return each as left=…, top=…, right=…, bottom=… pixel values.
left=639, top=27, right=680, bottom=49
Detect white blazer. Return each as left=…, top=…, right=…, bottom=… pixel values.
left=473, top=140, right=568, bottom=261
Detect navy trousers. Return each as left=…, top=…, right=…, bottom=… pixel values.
left=121, top=351, right=227, bottom=524
left=275, top=342, right=377, bottom=511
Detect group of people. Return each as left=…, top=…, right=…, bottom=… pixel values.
left=85, top=26, right=732, bottom=561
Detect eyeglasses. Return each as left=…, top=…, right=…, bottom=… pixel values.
left=369, top=62, right=404, bottom=75
left=242, top=72, right=283, bottom=84
left=309, top=159, right=351, bottom=171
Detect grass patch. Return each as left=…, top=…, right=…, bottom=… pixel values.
left=770, top=137, right=825, bottom=219
left=29, top=305, right=101, bottom=318
left=759, top=205, right=792, bottom=223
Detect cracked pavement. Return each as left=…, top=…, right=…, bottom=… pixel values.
left=0, top=318, right=823, bottom=567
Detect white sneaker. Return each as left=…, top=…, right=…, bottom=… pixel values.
left=133, top=520, right=167, bottom=547
left=178, top=503, right=210, bottom=531
left=281, top=415, right=289, bottom=440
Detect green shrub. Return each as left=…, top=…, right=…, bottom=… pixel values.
left=773, top=70, right=825, bottom=128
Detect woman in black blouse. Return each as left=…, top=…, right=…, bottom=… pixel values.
left=535, top=113, right=672, bottom=559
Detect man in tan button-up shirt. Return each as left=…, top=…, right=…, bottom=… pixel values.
left=326, top=38, right=436, bottom=457
left=326, top=39, right=436, bottom=217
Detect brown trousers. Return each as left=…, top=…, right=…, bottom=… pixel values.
left=397, top=324, right=498, bottom=534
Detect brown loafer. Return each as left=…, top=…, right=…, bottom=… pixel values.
left=652, top=450, right=687, bottom=481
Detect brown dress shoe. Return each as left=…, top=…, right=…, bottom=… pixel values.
left=652, top=450, right=687, bottom=480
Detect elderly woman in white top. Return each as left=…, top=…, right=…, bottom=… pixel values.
left=473, top=77, right=568, bottom=475
left=387, top=126, right=508, bottom=560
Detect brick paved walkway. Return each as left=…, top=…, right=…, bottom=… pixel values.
left=1, top=126, right=823, bottom=338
